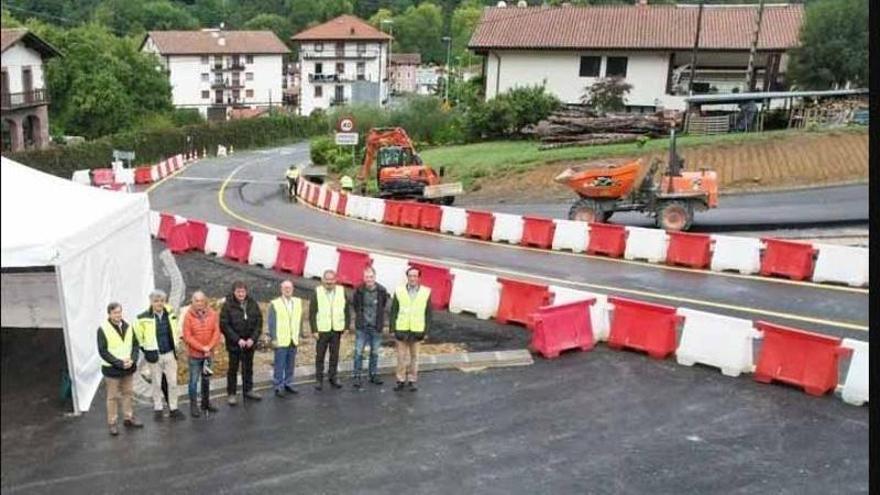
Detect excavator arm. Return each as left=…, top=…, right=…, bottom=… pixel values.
left=357, top=127, right=416, bottom=184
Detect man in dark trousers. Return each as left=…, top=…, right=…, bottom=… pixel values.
left=309, top=270, right=349, bottom=391
left=350, top=266, right=389, bottom=389
left=220, top=281, right=263, bottom=405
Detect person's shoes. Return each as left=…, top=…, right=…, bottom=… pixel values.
left=190, top=403, right=201, bottom=418
left=154, top=410, right=164, bottom=421
left=109, top=423, right=119, bottom=436
left=314, top=381, right=323, bottom=391
left=369, top=376, right=384, bottom=386
left=244, top=391, right=262, bottom=401
left=204, top=403, right=219, bottom=413
left=123, top=417, right=144, bottom=428
left=393, top=381, right=405, bottom=392
left=169, top=409, right=186, bottom=421
left=275, top=390, right=287, bottom=399
left=283, top=385, right=298, bottom=395
left=227, top=395, right=238, bottom=406
left=329, top=380, right=343, bottom=389
left=408, top=382, right=418, bottom=392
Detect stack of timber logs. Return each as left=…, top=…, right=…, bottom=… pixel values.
left=526, top=108, right=678, bottom=150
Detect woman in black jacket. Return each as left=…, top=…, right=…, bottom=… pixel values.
left=219, top=281, right=263, bottom=404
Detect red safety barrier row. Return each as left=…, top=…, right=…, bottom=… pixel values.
left=153, top=210, right=864, bottom=404
left=296, top=179, right=860, bottom=288
left=79, top=153, right=193, bottom=189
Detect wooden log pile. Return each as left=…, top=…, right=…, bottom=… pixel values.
left=526, top=109, right=677, bottom=149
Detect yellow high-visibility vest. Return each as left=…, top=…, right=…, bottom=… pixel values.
left=272, top=296, right=303, bottom=346
left=135, top=304, right=180, bottom=352
left=287, top=168, right=300, bottom=179
left=394, top=285, right=431, bottom=333
left=101, top=320, right=133, bottom=367
left=315, top=286, right=346, bottom=332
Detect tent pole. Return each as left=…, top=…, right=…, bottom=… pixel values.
left=54, top=267, right=81, bottom=416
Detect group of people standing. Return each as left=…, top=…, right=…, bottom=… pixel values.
left=97, top=266, right=432, bottom=436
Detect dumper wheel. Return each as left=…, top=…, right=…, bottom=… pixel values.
left=441, top=195, right=455, bottom=206
left=656, top=200, right=693, bottom=231
left=569, top=198, right=608, bottom=223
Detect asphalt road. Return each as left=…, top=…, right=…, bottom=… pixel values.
left=147, top=143, right=869, bottom=341
left=1, top=349, right=868, bottom=494
left=462, top=184, right=869, bottom=232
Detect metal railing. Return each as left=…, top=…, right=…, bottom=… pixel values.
left=329, top=97, right=349, bottom=106
left=212, top=63, right=246, bottom=72
left=1, top=89, right=49, bottom=110
left=301, top=49, right=379, bottom=60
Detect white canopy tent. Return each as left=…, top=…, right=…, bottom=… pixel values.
left=1, top=157, right=154, bottom=414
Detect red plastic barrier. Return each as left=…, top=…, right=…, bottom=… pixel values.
left=134, top=166, right=153, bottom=184
left=275, top=236, right=308, bottom=275
left=419, top=204, right=443, bottom=231
left=224, top=227, right=253, bottom=263
left=760, top=238, right=817, bottom=281
left=666, top=231, right=713, bottom=269
left=187, top=220, right=208, bottom=251
left=530, top=299, right=596, bottom=358
left=336, top=248, right=372, bottom=287
left=753, top=321, right=850, bottom=396
left=166, top=222, right=192, bottom=253
left=157, top=213, right=177, bottom=241
left=383, top=200, right=405, bottom=226
left=465, top=210, right=495, bottom=240
left=587, top=223, right=627, bottom=258
left=399, top=202, right=423, bottom=228
left=336, top=193, right=348, bottom=215
left=521, top=216, right=556, bottom=249
left=323, top=191, right=333, bottom=210
left=91, top=168, right=115, bottom=187
left=496, top=278, right=553, bottom=326
left=408, top=261, right=454, bottom=310
left=607, top=296, right=682, bottom=359
left=309, top=186, right=319, bottom=205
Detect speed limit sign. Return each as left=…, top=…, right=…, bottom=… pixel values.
left=336, top=116, right=355, bottom=132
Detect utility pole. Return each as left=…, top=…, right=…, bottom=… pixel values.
left=744, top=0, right=766, bottom=92
left=382, top=19, right=394, bottom=98
left=687, top=0, right=704, bottom=96
left=442, top=36, right=452, bottom=105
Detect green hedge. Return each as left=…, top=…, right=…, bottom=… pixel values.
left=5, top=113, right=325, bottom=178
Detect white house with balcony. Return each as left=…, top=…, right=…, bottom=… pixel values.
left=140, top=29, right=289, bottom=121
left=291, top=15, right=391, bottom=115
left=1, top=28, right=61, bottom=152
left=469, top=3, right=804, bottom=112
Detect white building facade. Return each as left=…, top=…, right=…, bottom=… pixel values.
left=292, top=15, right=391, bottom=115
left=141, top=30, right=289, bottom=121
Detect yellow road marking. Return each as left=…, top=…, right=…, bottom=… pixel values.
left=212, top=165, right=868, bottom=333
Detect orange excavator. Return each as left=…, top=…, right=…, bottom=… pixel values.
left=554, top=130, right=718, bottom=231
left=357, top=127, right=462, bottom=204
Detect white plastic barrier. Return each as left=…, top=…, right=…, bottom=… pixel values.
left=710, top=234, right=762, bottom=275
left=248, top=231, right=279, bottom=268
left=329, top=191, right=340, bottom=213
left=297, top=179, right=306, bottom=198
left=370, top=253, right=409, bottom=291
left=150, top=165, right=161, bottom=182
left=114, top=168, right=135, bottom=185
left=811, top=244, right=869, bottom=287
left=366, top=197, right=386, bottom=223
left=624, top=226, right=668, bottom=263
left=491, top=213, right=524, bottom=244
left=549, top=285, right=610, bottom=341
left=72, top=169, right=91, bottom=186
left=840, top=338, right=868, bottom=406
left=149, top=211, right=161, bottom=237
left=346, top=195, right=368, bottom=219
left=204, top=223, right=230, bottom=256
left=448, top=269, right=501, bottom=320
left=158, top=160, right=170, bottom=178
left=439, top=206, right=467, bottom=236
left=303, top=241, right=340, bottom=280
left=551, top=219, right=589, bottom=253
left=317, top=186, right=328, bottom=210
left=217, top=145, right=227, bottom=157
left=675, top=308, right=761, bottom=377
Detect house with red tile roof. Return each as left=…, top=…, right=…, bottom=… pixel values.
left=291, top=15, right=392, bottom=115
left=141, top=29, right=289, bottom=121
left=468, top=2, right=804, bottom=111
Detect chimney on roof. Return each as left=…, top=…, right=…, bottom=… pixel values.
left=218, top=37, right=226, bottom=46
left=350, top=27, right=355, bottom=35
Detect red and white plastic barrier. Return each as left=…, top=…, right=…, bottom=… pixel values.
left=675, top=308, right=761, bottom=377
left=710, top=234, right=763, bottom=275
left=551, top=219, right=589, bottom=253
left=448, top=268, right=500, bottom=320
left=439, top=206, right=467, bottom=236
left=491, top=213, right=524, bottom=245
left=811, top=244, right=870, bottom=287
left=248, top=231, right=280, bottom=268
left=71, top=153, right=191, bottom=190
left=624, top=226, right=668, bottom=263
left=840, top=338, right=869, bottom=406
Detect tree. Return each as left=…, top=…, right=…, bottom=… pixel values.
left=450, top=1, right=481, bottom=63
left=788, top=0, right=868, bottom=89
left=581, top=77, right=632, bottom=114
left=93, top=0, right=198, bottom=35
left=394, top=2, right=444, bottom=64
left=243, top=13, right=293, bottom=41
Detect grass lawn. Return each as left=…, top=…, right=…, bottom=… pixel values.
left=419, top=127, right=865, bottom=189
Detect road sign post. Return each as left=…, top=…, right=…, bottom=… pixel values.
left=335, top=116, right=359, bottom=175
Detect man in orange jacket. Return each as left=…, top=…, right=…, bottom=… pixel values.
left=182, top=291, right=221, bottom=418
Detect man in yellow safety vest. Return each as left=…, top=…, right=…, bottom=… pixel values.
left=308, top=270, right=349, bottom=391
left=135, top=289, right=185, bottom=421
left=97, top=302, right=143, bottom=436
left=340, top=175, right=354, bottom=193
left=390, top=267, right=432, bottom=392
left=268, top=280, right=304, bottom=398
left=286, top=166, right=300, bottom=200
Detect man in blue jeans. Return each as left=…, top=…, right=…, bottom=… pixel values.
left=268, top=280, right=304, bottom=398
left=350, top=266, right=389, bottom=389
